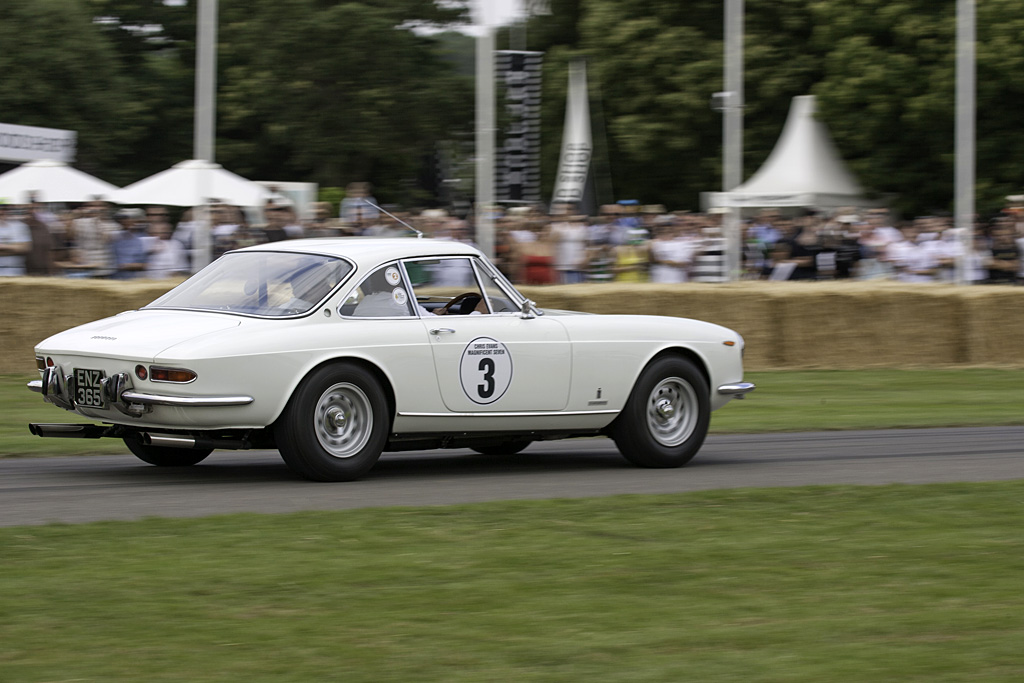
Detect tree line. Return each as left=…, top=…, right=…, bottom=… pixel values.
left=3, top=0, right=1024, bottom=217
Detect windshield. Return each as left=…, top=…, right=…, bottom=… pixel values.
left=146, top=251, right=353, bottom=317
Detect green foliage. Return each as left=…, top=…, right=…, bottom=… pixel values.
left=0, top=0, right=148, bottom=184
left=6, top=0, right=471, bottom=200
left=214, top=0, right=473, bottom=204
left=7, top=0, right=1024, bottom=215
left=525, top=0, right=1024, bottom=216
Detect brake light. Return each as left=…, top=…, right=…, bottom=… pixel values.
left=149, top=367, right=197, bottom=383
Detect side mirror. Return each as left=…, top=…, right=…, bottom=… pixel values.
left=520, top=299, right=539, bottom=319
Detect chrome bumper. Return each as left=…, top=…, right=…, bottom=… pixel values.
left=29, top=366, right=253, bottom=417
left=717, top=382, right=756, bottom=399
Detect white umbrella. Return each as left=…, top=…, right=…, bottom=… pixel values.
left=0, top=159, right=119, bottom=204
left=112, top=159, right=271, bottom=207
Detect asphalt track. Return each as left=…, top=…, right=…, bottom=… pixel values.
left=1, top=427, right=1022, bottom=527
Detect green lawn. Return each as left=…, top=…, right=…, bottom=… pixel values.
left=5, top=369, right=1023, bottom=457
left=2, top=483, right=1023, bottom=681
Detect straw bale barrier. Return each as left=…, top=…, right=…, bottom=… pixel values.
left=3, top=278, right=1022, bottom=374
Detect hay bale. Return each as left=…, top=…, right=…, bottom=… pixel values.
left=6, top=277, right=1023, bottom=375
left=769, top=281, right=966, bottom=369
left=960, top=285, right=1024, bottom=366
left=0, top=278, right=177, bottom=374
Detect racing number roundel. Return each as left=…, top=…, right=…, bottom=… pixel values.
left=459, top=337, right=513, bottom=405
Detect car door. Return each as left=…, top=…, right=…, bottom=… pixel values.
left=407, top=257, right=571, bottom=413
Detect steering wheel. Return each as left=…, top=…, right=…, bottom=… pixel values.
left=436, top=292, right=483, bottom=315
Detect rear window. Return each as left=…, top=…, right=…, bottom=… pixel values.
left=146, top=251, right=353, bottom=317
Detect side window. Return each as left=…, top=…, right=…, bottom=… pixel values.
left=339, top=264, right=415, bottom=318
left=473, top=260, right=518, bottom=313
left=408, top=257, right=488, bottom=315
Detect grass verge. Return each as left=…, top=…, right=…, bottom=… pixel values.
left=5, top=369, right=1023, bottom=457
left=2, top=482, right=1023, bottom=681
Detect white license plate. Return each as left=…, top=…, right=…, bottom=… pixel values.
left=74, top=368, right=106, bottom=408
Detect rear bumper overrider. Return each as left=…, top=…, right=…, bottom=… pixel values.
left=29, top=365, right=253, bottom=417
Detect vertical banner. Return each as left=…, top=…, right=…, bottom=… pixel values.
left=495, top=50, right=543, bottom=204
left=551, top=60, right=592, bottom=206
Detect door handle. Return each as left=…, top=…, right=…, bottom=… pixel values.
left=429, top=327, right=456, bottom=335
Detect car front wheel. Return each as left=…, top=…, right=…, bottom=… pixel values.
left=611, top=356, right=710, bottom=468
left=277, top=363, right=389, bottom=481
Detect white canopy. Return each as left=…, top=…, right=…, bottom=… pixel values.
left=0, top=159, right=118, bottom=204
left=706, top=95, right=866, bottom=209
left=112, top=159, right=271, bottom=207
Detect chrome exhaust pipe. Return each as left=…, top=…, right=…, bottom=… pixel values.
left=141, top=433, right=252, bottom=451
left=29, top=423, right=111, bottom=439
left=142, top=434, right=197, bottom=449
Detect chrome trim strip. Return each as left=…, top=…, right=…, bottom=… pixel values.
left=27, top=379, right=43, bottom=393
left=119, top=390, right=254, bottom=407
left=398, top=409, right=618, bottom=418
left=717, top=382, right=756, bottom=396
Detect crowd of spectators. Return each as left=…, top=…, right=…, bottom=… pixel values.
left=0, top=189, right=1021, bottom=285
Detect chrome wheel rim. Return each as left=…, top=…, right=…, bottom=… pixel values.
left=646, top=376, right=698, bottom=447
left=314, top=382, right=372, bottom=458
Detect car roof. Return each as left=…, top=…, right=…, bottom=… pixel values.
left=236, top=237, right=484, bottom=268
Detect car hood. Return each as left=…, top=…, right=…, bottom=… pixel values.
left=36, top=309, right=242, bottom=361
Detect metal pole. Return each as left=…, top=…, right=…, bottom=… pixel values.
left=475, top=26, right=496, bottom=259
left=191, top=0, right=217, bottom=272
left=723, top=0, right=744, bottom=281
left=194, top=0, right=218, bottom=162
left=955, top=0, right=975, bottom=285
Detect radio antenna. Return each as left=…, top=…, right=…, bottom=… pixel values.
left=364, top=201, right=423, bottom=238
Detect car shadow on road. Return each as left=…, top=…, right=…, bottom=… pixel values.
left=81, top=444, right=634, bottom=484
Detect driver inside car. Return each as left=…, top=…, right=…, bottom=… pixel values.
left=351, top=267, right=489, bottom=317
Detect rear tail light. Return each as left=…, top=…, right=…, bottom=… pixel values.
left=149, top=367, right=198, bottom=383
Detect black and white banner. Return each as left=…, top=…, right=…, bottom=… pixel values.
left=496, top=50, right=543, bottom=203
left=0, top=122, right=76, bottom=163
left=551, top=60, right=592, bottom=206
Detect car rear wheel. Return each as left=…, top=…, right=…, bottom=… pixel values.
left=277, top=362, right=389, bottom=481
left=611, top=356, right=710, bottom=468
left=123, top=435, right=213, bottom=467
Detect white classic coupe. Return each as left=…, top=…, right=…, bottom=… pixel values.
left=29, top=238, right=754, bottom=481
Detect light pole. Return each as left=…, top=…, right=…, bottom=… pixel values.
left=194, top=0, right=217, bottom=163
left=955, top=0, right=975, bottom=285
left=475, top=25, right=496, bottom=259
left=192, top=0, right=218, bottom=271
left=722, top=0, right=744, bottom=281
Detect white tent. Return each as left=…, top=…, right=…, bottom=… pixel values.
left=706, top=95, right=866, bottom=210
left=0, top=159, right=118, bottom=204
left=112, top=159, right=271, bottom=207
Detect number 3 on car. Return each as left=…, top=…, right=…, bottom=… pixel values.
left=28, top=238, right=754, bottom=481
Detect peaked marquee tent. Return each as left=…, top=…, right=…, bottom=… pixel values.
left=112, top=159, right=270, bottom=208
left=705, top=95, right=867, bottom=210
left=0, top=159, right=118, bottom=204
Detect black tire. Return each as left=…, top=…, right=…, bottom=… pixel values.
left=276, top=362, right=389, bottom=482
left=471, top=440, right=532, bottom=456
left=123, top=435, right=212, bottom=467
left=610, top=356, right=710, bottom=468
